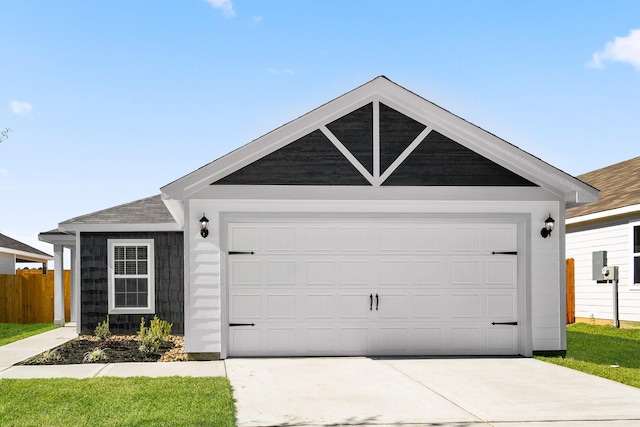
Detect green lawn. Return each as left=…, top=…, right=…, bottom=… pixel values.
left=0, top=377, right=236, bottom=427
left=536, top=323, right=640, bottom=388
left=0, top=323, right=58, bottom=347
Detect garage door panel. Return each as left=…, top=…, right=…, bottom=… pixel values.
left=379, top=227, right=409, bottom=251
left=410, top=227, right=443, bottom=251
left=228, top=220, right=520, bottom=357
left=305, top=260, right=335, bottom=285
left=486, top=292, right=517, bottom=318
left=231, top=294, right=261, bottom=319
left=267, top=295, right=296, bottom=319
left=413, top=260, right=442, bottom=285
left=306, top=294, right=334, bottom=319
left=413, top=294, right=442, bottom=318
left=338, top=227, right=369, bottom=251
left=451, top=294, right=481, bottom=319
left=306, top=227, right=335, bottom=251
left=266, top=260, right=296, bottom=285
left=379, top=328, right=408, bottom=352
left=377, top=294, right=408, bottom=319
left=339, top=260, right=371, bottom=285
left=487, top=327, right=517, bottom=352
left=230, top=260, right=261, bottom=285
left=340, top=328, right=370, bottom=353
left=486, top=259, right=517, bottom=285
left=486, top=225, right=517, bottom=251
left=340, top=294, right=370, bottom=319
left=414, top=328, right=442, bottom=351
left=451, top=327, right=481, bottom=351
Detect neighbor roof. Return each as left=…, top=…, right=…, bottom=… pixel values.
left=566, top=156, right=640, bottom=219
left=0, top=233, right=52, bottom=262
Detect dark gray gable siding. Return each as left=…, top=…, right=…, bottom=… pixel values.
left=382, top=131, right=537, bottom=186
left=211, top=101, right=536, bottom=187
left=212, top=129, right=370, bottom=185
left=325, top=103, right=374, bottom=174
left=379, top=103, right=426, bottom=174
left=80, top=232, right=184, bottom=335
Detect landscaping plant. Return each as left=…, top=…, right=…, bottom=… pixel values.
left=137, top=315, right=172, bottom=354
left=94, top=315, right=111, bottom=340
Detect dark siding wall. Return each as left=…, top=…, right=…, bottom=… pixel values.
left=80, top=232, right=184, bottom=335
left=212, top=130, right=370, bottom=185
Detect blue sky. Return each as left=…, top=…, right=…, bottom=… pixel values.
left=1, top=1, right=639, bottom=260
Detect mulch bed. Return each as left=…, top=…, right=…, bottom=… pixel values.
left=19, top=335, right=187, bottom=365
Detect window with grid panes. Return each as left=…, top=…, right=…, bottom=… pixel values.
left=108, top=239, right=155, bottom=314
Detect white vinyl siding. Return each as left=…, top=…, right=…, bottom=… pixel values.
left=107, top=239, right=155, bottom=314
left=566, top=221, right=640, bottom=322
left=0, top=252, right=15, bottom=274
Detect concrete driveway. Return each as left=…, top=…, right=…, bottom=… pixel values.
left=226, top=357, right=640, bottom=427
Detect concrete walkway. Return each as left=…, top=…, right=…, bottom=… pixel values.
left=5, top=326, right=640, bottom=426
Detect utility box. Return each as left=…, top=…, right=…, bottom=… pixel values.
left=601, top=265, right=619, bottom=281
left=592, top=251, right=607, bottom=281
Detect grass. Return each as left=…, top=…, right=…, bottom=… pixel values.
left=0, top=376, right=236, bottom=427
left=0, top=323, right=58, bottom=347
left=536, top=323, right=640, bottom=388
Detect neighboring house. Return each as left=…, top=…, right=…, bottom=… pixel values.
left=566, top=156, right=640, bottom=324
left=40, top=76, right=597, bottom=359
left=0, top=232, right=52, bottom=274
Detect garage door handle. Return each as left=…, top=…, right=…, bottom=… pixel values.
left=376, top=293, right=379, bottom=311
left=491, top=321, right=518, bottom=326
left=370, top=294, right=373, bottom=311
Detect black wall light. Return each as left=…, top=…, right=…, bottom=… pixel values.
left=540, top=214, right=555, bottom=238
left=200, top=215, right=209, bottom=238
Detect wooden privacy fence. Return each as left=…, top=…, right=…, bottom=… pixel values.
left=566, top=258, right=575, bottom=324
left=0, top=270, right=70, bottom=323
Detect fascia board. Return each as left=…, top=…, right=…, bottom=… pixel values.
left=160, top=195, right=185, bottom=228
left=38, top=232, right=76, bottom=246
left=58, top=223, right=182, bottom=233
left=566, top=203, right=640, bottom=225
left=0, top=248, right=53, bottom=262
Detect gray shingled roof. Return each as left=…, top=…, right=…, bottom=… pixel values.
left=61, top=194, right=176, bottom=225
left=567, top=156, right=640, bottom=218
left=0, top=233, right=52, bottom=259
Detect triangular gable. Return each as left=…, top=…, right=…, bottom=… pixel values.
left=161, top=76, right=597, bottom=205
left=212, top=101, right=535, bottom=187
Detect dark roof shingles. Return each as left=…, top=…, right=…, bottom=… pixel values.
left=61, top=194, right=175, bottom=225
left=567, top=156, right=640, bottom=218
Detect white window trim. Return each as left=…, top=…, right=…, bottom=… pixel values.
left=631, top=222, right=640, bottom=288
left=107, top=239, right=155, bottom=314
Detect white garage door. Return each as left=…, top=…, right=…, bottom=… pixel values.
left=227, top=219, right=520, bottom=357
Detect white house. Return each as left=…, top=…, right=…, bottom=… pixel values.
left=40, top=76, right=597, bottom=358
left=566, top=156, right=640, bottom=325
left=0, top=233, right=52, bottom=274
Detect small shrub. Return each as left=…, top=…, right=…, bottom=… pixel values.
left=83, top=347, right=108, bottom=363
left=137, top=316, right=173, bottom=354
left=94, top=315, right=111, bottom=340
left=35, top=349, right=61, bottom=364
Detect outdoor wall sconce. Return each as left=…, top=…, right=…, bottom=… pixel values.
left=540, top=214, right=555, bottom=238
left=200, top=215, right=209, bottom=238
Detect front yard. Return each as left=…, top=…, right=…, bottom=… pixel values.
left=535, top=323, right=640, bottom=388
left=0, top=376, right=236, bottom=427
